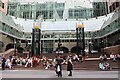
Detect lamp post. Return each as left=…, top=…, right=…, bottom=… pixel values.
left=88, top=40, right=92, bottom=54
left=32, top=23, right=41, bottom=56
left=57, top=38, right=62, bottom=56
left=31, top=16, right=42, bottom=57
left=76, top=26, right=79, bottom=55
left=101, top=39, right=104, bottom=54
left=14, top=41, right=16, bottom=56
left=76, top=21, right=85, bottom=57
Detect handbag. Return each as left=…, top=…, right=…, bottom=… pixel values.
left=57, top=65, right=60, bottom=72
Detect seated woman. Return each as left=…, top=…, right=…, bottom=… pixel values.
left=99, top=55, right=104, bottom=62
left=117, top=54, right=120, bottom=60
left=99, top=61, right=111, bottom=70
left=110, top=53, right=116, bottom=62
left=6, top=58, right=12, bottom=69
left=45, top=60, right=51, bottom=69
left=41, top=55, right=48, bottom=66
left=99, top=62, right=105, bottom=70
left=25, top=57, right=33, bottom=67
left=103, top=54, right=107, bottom=61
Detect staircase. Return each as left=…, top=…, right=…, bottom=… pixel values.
left=12, top=53, right=119, bottom=71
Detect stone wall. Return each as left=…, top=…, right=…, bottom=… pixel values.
left=107, top=32, right=120, bottom=45
left=104, top=45, right=120, bottom=54
left=1, top=34, right=14, bottom=51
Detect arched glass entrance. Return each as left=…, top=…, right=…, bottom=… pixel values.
left=56, top=46, right=69, bottom=53
left=71, top=46, right=82, bottom=53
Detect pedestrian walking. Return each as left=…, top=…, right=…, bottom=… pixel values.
left=55, top=55, right=63, bottom=77
left=66, top=56, right=73, bottom=76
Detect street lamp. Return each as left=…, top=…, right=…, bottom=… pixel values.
left=14, top=41, right=16, bottom=56
left=31, top=16, right=42, bottom=57
left=76, top=21, right=85, bottom=57
left=57, top=38, right=62, bottom=56
left=101, top=39, right=105, bottom=54
left=88, top=40, right=92, bottom=54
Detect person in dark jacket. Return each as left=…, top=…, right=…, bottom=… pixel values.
left=55, top=55, right=64, bottom=77
left=2, top=57, right=6, bottom=70
left=67, top=56, right=73, bottom=76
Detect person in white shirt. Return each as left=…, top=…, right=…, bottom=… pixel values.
left=110, top=53, right=116, bottom=61
left=25, top=57, right=33, bottom=67
left=6, top=58, right=12, bottom=69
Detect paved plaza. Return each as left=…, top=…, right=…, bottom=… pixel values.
left=1, top=70, right=119, bottom=79
left=0, top=0, right=120, bottom=80
left=0, top=57, right=119, bottom=80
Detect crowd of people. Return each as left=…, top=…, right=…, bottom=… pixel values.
left=0, top=53, right=85, bottom=77
left=98, top=53, right=120, bottom=71
left=99, top=54, right=111, bottom=70
left=0, top=55, right=41, bottom=70
left=110, top=53, right=120, bottom=61
left=0, top=52, right=119, bottom=77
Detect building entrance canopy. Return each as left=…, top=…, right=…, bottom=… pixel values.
left=12, top=12, right=114, bottom=33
